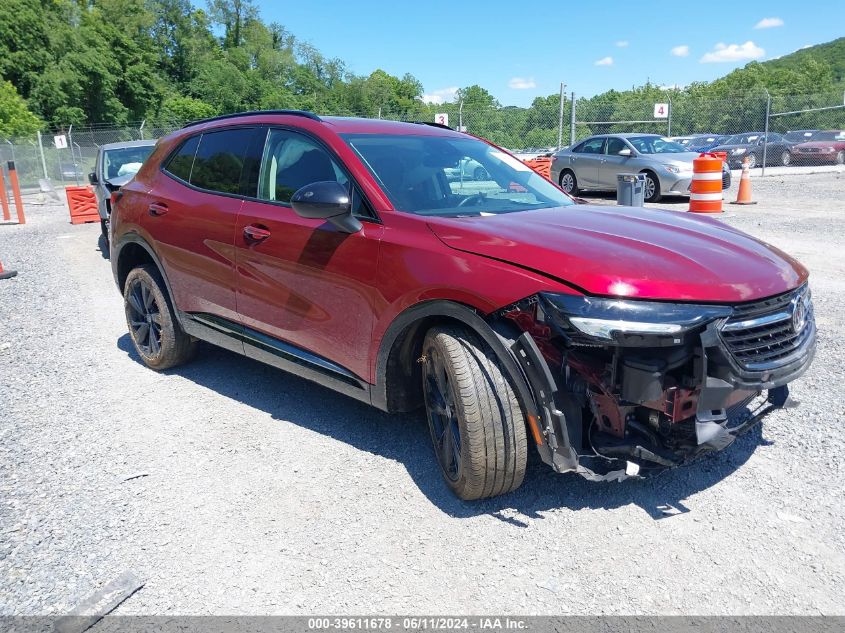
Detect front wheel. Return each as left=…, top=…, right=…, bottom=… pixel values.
left=421, top=325, right=527, bottom=500
left=643, top=171, right=661, bottom=202
left=746, top=153, right=757, bottom=169
left=780, top=150, right=791, bottom=166
left=836, top=151, right=845, bottom=165
left=473, top=166, right=488, bottom=181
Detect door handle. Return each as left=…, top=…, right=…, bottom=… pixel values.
left=243, top=224, right=271, bottom=243
left=148, top=202, right=168, bottom=216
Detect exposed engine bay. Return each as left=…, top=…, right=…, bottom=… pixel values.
left=498, top=285, right=816, bottom=480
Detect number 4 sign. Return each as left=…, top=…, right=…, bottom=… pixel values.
left=654, top=103, right=669, bottom=119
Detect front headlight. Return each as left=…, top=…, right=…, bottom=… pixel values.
left=539, top=293, right=732, bottom=346
left=822, top=147, right=836, bottom=153
left=664, top=164, right=682, bottom=174
left=732, top=148, right=747, bottom=155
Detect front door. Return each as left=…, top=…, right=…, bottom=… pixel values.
left=235, top=128, right=383, bottom=381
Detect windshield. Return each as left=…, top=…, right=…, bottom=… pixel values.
left=784, top=131, right=818, bottom=142
left=103, top=146, right=154, bottom=179
left=724, top=134, right=761, bottom=145
left=627, top=136, right=687, bottom=154
left=342, top=134, right=574, bottom=217
left=809, top=131, right=845, bottom=141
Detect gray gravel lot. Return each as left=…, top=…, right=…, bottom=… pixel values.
left=1, top=171, right=844, bottom=615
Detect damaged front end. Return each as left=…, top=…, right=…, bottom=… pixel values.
left=501, top=285, right=816, bottom=481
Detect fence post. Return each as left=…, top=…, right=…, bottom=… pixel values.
left=569, top=92, right=576, bottom=146
left=36, top=130, right=49, bottom=179
left=762, top=89, right=771, bottom=176
left=557, top=83, right=566, bottom=150
left=667, top=98, right=672, bottom=136
left=459, top=100, right=464, bottom=132
left=139, top=119, right=146, bottom=140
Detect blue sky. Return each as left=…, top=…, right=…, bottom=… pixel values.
left=254, top=0, right=845, bottom=106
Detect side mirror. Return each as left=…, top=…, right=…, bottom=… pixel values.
left=618, top=148, right=632, bottom=157
left=291, top=181, right=362, bottom=234
left=88, top=172, right=98, bottom=185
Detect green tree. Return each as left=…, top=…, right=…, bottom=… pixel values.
left=0, top=80, right=42, bottom=136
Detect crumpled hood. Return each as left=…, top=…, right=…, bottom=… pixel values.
left=426, top=206, right=808, bottom=302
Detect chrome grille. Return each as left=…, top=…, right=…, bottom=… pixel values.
left=720, top=285, right=814, bottom=371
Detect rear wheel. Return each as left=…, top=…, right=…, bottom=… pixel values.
left=559, top=169, right=578, bottom=195
left=124, top=265, right=197, bottom=370
left=473, top=166, right=488, bottom=181
left=421, top=325, right=527, bottom=500
left=780, top=150, right=791, bottom=166
left=643, top=171, right=661, bottom=202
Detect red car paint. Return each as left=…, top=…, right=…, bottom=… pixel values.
left=115, top=113, right=807, bottom=386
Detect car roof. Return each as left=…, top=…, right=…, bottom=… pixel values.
left=584, top=133, right=664, bottom=139
left=99, top=139, right=157, bottom=150
left=179, top=110, right=464, bottom=138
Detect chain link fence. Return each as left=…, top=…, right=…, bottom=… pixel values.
left=2, top=90, right=843, bottom=191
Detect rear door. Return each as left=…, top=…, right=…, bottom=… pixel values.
left=145, top=127, right=260, bottom=324
left=234, top=127, right=383, bottom=382
left=570, top=137, right=605, bottom=187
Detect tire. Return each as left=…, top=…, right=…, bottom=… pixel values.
left=559, top=169, right=578, bottom=195
left=124, top=265, right=197, bottom=371
left=100, top=218, right=108, bottom=239
left=421, top=325, right=527, bottom=500
left=473, top=166, right=488, bottom=181
left=746, top=153, right=757, bottom=169
left=780, top=150, right=791, bottom=166
left=836, top=151, right=845, bottom=165
left=643, top=171, right=661, bottom=202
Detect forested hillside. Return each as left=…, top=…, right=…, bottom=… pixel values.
left=0, top=0, right=842, bottom=140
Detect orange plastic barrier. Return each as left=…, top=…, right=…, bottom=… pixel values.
left=523, top=157, right=552, bottom=180
left=0, top=168, right=10, bottom=221
left=7, top=161, right=25, bottom=224
left=65, top=185, right=100, bottom=225
left=688, top=153, right=723, bottom=213
left=0, top=257, right=17, bottom=280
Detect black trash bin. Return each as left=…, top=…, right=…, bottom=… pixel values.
left=617, top=173, right=645, bottom=207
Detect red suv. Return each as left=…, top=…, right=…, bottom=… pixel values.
left=111, top=111, right=816, bottom=500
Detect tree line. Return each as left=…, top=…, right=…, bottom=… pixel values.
left=0, top=0, right=842, bottom=145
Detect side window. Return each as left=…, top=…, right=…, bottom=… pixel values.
left=571, top=141, right=585, bottom=153
left=163, top=135, right=199, bottom=182
left=190, top=128, right=254, bottom=194
left=579, top=138, right=605, bottom=154
left=605, top=138, right=627, bottom=155
left=258, top=129, right=349, bottom=204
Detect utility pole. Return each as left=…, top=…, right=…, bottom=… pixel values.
left=36, top=131, right=49, bottom=180
left=569, top=92, right=576, bottom=146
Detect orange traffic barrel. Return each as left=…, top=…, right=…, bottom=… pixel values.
left=524, top=156, right=552, bottom=180
left=689, top=152, right=723, bottom=213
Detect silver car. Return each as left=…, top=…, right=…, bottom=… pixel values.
left=88, top=139, right=156, bottom=239
left=551, top=133, right=727, bottom=202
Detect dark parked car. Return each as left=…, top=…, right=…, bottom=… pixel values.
left=686, top=134, right=729, bottom=153
left=789, top=130, right=845, bottom=165
left=89, top=140, right=157, bottom=239
left=712, top=132, right=795, bottom=168
left=110, top=111, right=815, bottom=499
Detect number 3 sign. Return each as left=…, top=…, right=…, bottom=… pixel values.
left=434, top=113, right=449, bottom=126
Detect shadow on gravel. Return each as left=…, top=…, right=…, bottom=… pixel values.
left=118, top=335, right=770, bottom=523
left=97, top=234, right=110, bottom=260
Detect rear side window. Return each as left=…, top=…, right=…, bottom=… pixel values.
left=164, top=135, right=199, bottom=182
left=190, top=129, right=254, bottom=194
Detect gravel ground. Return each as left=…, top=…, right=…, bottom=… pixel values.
left=1, top=171, right=844, bottom=616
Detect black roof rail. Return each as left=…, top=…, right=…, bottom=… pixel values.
left=412, top=121, right=454, bottom=131
left=183, top=110, right=322, bottom=129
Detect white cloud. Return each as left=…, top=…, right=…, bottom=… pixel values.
left=754, top=17, right=784, bottom=29
left=659, top=83, right=685, bottom=90
left=671, top=45, right=690, bottom=57
left=700, top=41, right=765, bottom=63
left=615, top=40, right=629, bottom=48
left=594, top=56, right=613, bottom=66
left=508, top=77, right=536, bottom=90
left=421, top=86, right=459, bottom=105
left=800, top=44, right=812, bottom=49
